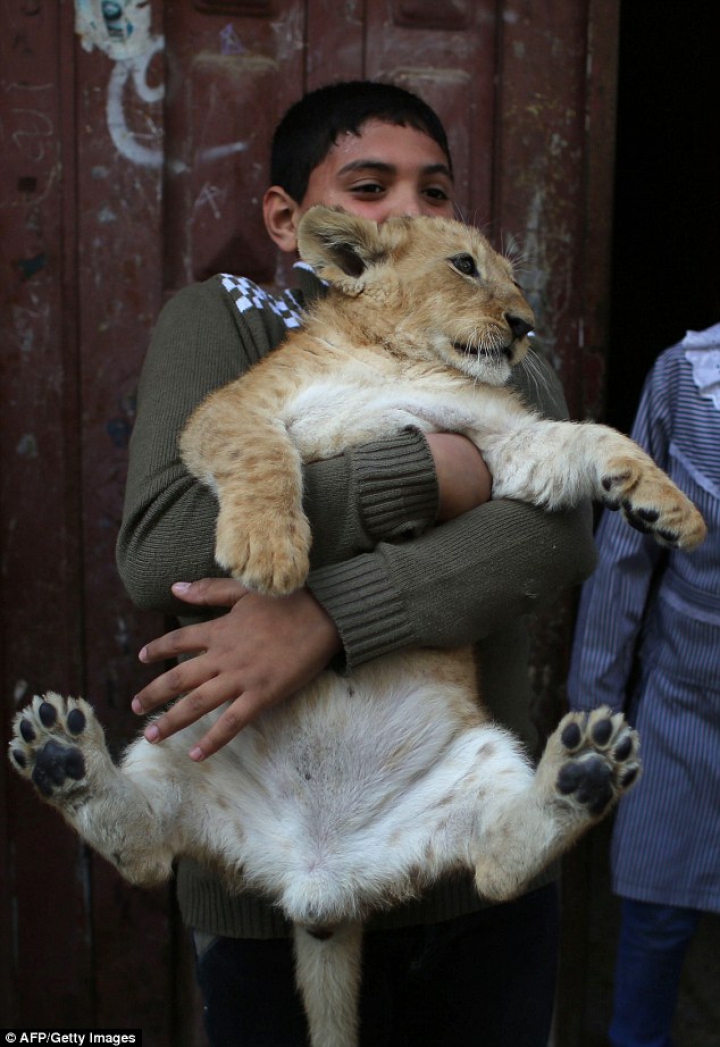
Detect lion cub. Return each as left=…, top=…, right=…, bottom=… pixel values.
left=10, top=208, right=704, bottom=1047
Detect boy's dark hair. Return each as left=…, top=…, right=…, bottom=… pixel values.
left=270, top=81, right=453, bottom=203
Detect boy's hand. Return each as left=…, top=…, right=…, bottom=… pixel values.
left=132, top=579, right=341, bottom=761
left=426, top=433, right=492, bottom=521
left=131, top=435, right=487, bottom=760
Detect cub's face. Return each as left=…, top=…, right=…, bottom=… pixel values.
left=297, top=208, right=536, bottom=387
left=386, top=218, right=535, bottom=385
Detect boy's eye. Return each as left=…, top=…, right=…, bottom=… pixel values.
left=449, top=254, right=478, bottom=277
left=350, top=182, right=386, bottom=196
left=423, top=186, right=451, bottom=202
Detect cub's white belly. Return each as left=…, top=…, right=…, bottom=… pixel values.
left=162, top=649, right=530, bottom=925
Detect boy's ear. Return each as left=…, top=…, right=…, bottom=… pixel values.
left=296, top=206, right=401, bottom=292
left=263, top=186, right=303, bottom=253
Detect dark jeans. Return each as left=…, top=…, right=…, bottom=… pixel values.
left=195, top=883, right=560, bottom=1047
left=609, top=898, right=701, bottom=1047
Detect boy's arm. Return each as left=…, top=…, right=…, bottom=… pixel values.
left=117, top=280, right=443, bottom=614
left=308, top=355, right=596, bottom=668
left=311, top=499, right=594, bottom=669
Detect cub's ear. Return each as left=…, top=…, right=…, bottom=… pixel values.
left=296, top=206, right=403, bottom=294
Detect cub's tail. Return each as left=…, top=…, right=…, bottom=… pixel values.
left=293, top=921, right=363, bottom=1047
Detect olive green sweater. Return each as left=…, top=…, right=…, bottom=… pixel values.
left=117, top=266, right=596, bottom=938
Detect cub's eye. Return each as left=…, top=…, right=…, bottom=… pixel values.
left=449, top=254, right=478, bottom=278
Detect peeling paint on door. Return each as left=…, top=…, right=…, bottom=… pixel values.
left=75, top=0, right=152, bottom=60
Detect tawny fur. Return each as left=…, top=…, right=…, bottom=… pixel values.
left=10, top=209, right=704, bottom=1047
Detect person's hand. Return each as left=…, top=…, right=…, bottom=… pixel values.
left=132, top=578, right=341, bottom=761
left=425, top=433, right=492, bottom=521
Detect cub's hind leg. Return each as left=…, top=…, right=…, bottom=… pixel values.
left=9, top=692, right=185, bottom=885
left=472, top=708, right=640, bottom=901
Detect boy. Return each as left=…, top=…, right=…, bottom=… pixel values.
left=118, top=81, right=596, bottom=1046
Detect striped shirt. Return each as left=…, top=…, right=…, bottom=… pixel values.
left=567, top=324, right=720, bottom=911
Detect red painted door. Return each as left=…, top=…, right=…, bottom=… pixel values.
left=1, top=2, right=618, bottom=1040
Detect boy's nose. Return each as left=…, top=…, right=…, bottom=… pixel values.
left=390, top=186, right=423, bottom=217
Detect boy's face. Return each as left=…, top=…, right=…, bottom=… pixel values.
left=300, top=119, right=455, bottom=223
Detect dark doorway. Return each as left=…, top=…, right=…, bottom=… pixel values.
left=606, top=1, right=720, bottom=433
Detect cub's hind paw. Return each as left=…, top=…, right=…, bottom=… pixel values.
left=543, top=707, right=641, bottom=820
left=8, top=693, right=106, bottom=806
left=28, top=738, right=86, bottom=798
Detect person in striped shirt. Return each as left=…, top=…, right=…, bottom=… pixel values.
left=568, top=323, right=720, bottom=1047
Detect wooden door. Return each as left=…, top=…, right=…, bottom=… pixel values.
left=0, top=2, right=618, bottom=1041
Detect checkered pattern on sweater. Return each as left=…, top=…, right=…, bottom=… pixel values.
left=220, top=274, right=303, bottom=329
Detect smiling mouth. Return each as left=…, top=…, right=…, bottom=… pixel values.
left=453, top=342, right=513, bottom=360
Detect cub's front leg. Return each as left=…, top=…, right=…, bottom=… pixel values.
left=482, top=418, right=706, bottom=550
left=181, top=395, right=311, bottom=595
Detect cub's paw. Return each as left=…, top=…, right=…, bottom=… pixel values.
left=601, top=458, right=706, bottom=550
left=215, top=510, right=311, bottom=595
left=542, top=708, right=641, bottom=820
left=8, top=693, right=106, bottom=806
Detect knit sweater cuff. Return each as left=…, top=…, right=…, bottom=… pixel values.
left=308, top=552, right=416, bottom=674
left=351, top=428, right=438, bottom=542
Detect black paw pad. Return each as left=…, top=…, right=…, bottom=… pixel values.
left=39, top=702, right=58, bottom=728
left=656, top=529, right=680, bottom=546
left=591, top=719, right=613, bottom=747
left=67, top=708, right=86, bottom=735
left=626, top=515, right=653, bottom=535
left=31, top=739, right=85, bottom=797
left=64, top=749, right=86, bottom=780
left=561, top=722, right=582, bottom=750
left=557, top=762, right=584, bottom=795
left=621, top=767, right=639, bottom=789
left=558, top=757, right=613, bottom=816
left=32, top=764, right=56, bottom=797
left=12, top=750, right=27, bottom=769
left=576, top=758, right=612, bottom=815
left=614, top=735, right=633, bottom=761
left=35, top=740, right=72, bottom=785
left=20, top=719, right=36, bottom=743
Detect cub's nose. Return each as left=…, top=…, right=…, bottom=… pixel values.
left=506, top=314, right=533, bottom=340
